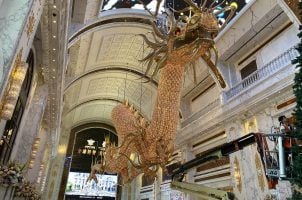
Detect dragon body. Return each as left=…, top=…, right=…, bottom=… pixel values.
left=88, top=0, right=236, bottom=184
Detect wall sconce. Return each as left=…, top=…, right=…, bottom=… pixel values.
left=29, top=138, right=40, bottom=169
left=36, top=163, right=45, bottom=184
left=0, top=60, right=28, bottom=120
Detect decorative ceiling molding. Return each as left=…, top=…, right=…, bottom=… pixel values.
left=68, top=9, right=153, bottom=47
left=65, top=97, right=121, bottom=115
left=64, top=66, right=158, bottom=91
left=70, top=121, right=116, bottom=133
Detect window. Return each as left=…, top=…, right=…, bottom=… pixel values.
left=240, top=60, right=257, bottom=80
left=141, top=174, right=154, bottom=187
left=240, top=60, right=258, bottom=88
left=0, top=50, right=34, bottom=164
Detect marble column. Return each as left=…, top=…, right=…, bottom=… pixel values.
left=43, top=128, right=70, bottom=200
left=179, top=144, right=194, bottom=200
left=226, top=121, right=244, bottom=199
left=121, top=184, right=128, bottom=200
left=134, top=174, right=143, bottom=200
left=227, top=120, right=270, bottom=200
left=155, top=168, right=163, bottom=200
left=130, top=174, right=142, bottom=200
left=255, top=109, right=276, bottom=151
left=255, top=110, right=275, bottom=134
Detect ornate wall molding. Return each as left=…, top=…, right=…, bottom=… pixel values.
left=233, top=156, right=242, bottom=193
left=255, top=152, right=266, bottom=192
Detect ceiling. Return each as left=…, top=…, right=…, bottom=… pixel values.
left=63, top=8, right=213, bottom=130
left=64, top=11, right=158, bottom=129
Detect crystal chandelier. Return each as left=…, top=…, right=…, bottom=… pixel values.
left=0, top=49, right=28, bottom=120
left=89, top=0, right=236, bottom=184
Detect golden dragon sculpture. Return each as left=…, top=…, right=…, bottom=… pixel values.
left=88, top=0, right=236, bottom=184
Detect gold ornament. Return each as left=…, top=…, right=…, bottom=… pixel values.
left=89, top=0, right=237, bottom=183
left=26, top=12, right=35, bottom=39
left=255, top=153, right=265, bottom=192
left=234, top=156, right=242, bottom=192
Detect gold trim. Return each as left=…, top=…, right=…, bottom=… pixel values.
left=255, top=153, right=265, bottom=191
left=234, top=156, right=242, bottom=192
left=26, top=12, right=35, bottom=39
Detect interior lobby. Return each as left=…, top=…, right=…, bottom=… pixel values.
left=0, top=0, right=301, bottom=199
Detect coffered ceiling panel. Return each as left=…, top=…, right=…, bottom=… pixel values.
left=66, top=24, right=153, bottom=84
left=66, top=32, right=94, bottom=82
left=72, top=100, right=119, bottom=127
left=63, top=14, right=158, bottom=128
left=64, top=70, right=156, bottom=123
left=80, top=102, right=117, bottom=122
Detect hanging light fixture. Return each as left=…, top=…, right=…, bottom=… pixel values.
left=89, top=0, right=236, bottom=184
left=0, top=49, right=28, bottom=120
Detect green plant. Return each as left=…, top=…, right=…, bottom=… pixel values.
left=290, top=2, right=302, bottom=199
left=0, top=161, right=24, bottom=187
left=14, top=181, right=41, bottom=200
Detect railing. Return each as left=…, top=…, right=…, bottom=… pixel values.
left=261, top=132, right=296, bottom=179
left=224, top=47, right=299, bottom=101
left=160, top=180, right=172, bottom=192
left=140, top=184, right=155, bottom=199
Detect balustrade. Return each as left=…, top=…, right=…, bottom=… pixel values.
left=224, top=47, right=299, bottom=101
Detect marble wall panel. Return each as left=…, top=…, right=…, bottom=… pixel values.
left=11, top=85, right=48, bottom=164
left=0, top=0, right=44, bottom=98
left=0, top=0, right=32, bottom=92
left=44, top=131, right=70, bottom=200
left=227, top=120, right=271, bottom=200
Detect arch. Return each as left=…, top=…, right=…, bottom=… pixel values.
left=59, top=122, right=117, bottom=199
left=68, top=10, right=153, bottom=47
left=0, top=49, right=34, bottom=164
left=65, top=98, right=121, bottom=115
left=64, top=67, right=158, bottom=92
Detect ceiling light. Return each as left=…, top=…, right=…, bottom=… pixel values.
left=52, top=59, right=55, bottom=62
left=53, top=5, right=57, bottom=8
left=53, top=20, right=57, bottom=23
left=53, top=48, right=56, bottom=51
left=53, top=35, right=56, bottom=38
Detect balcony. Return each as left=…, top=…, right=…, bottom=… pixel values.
left=224, top=47, right=299, bottom=102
